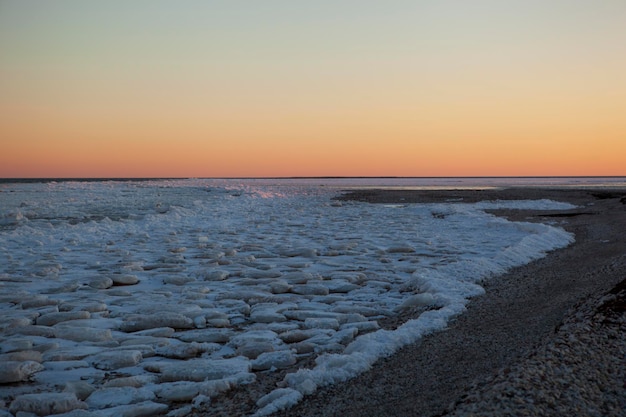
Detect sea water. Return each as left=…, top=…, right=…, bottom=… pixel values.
left=0, top=178, right=604, bottom=414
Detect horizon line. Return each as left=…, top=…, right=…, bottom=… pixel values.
left=1, top=175, right=626, bottom=183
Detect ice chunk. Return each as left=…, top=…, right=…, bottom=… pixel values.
left=44, top=360, right=89, bottom=371
left=304, top=318, right=340, bottom=330
left=3, top=316, right=32, bottom=329
left=328, top=328, right=358, bottom=346
left=36, top=311, right=91, bottom=326
left=236, top=342, right=275, bottom=359
left=95, top=400, right=168, bottom=417
left=20, top=295, right=59, bottom=309
left=153, top=381, right=201, bottom=402
left=0, top=338, right=32, bottom=352
left=283, top=310, right=342, bottom=321
left=267, top=322, right=300, bottom=333
left=193, top=315, right=206, bottom=328
left=9, top=392, right=87, bottom=415
left=0, top=209, right=26, bottom=225
left=44, top=281, right=81, bottom=294
left=281, top=271, right=314, bottom=284
left=229, top=330, right=281, bottom=348
left=340, top=321, right=380, bottom=333
left=175, top=328, right=234, bottom=343
left=64, top=381, right=96, bottom=400
left=218, top=289, right=274, bottom=303
left=115, top=344, right=156, bottom=358
left=336, top=313, right=368, bottom=324
left=110, top=274, right=140, bottom=285
left=201, top=270, right=229, bottom=281
left=130, top=327, right=175, bottom=338
left=395, top=293, right=438, bottom=311
left=386, top=245, right=416, bottom=253
left=120, top=313, right=194, bottom=332
left=43, top=346, right=103, bottom=361
left=243, top=269, right=282, bottom=279
left=279, top=329, right=333, bottom=344
left=205, top=317, right=231, bottom=327
left=250, top=303, right=287, bottom=324
left=0, top=350, right=42, bottom=362
left=0, top=360, right=44, bottom=383
left=86, top=387, right=155, bottom=409
left=251, top=350, right=297, bottom=371
left=54, top=327, right=112, bottom=342
left=329, top=272, right=366, bottom=283
left=154, top=379, right=236, bottom=402
left=154, top=342, right=219, bottom=359
left=253, top=388, right=303, bottom=416
left=148, top=357, right=251, bottom=382
left=103, top=375, right=159, bottom=388
left=89, top=350, right=143, bottom=370
left=5, top=324, right=55, bottom=337
left=291, top=284, right=329, bottom=296
left=59, top=301, right=108, bottom=313
left=332, top=304, right=393, bottom=317
left=119, top=335, right=171, bottom=348
left=325, top=281, right=360, bottom=293
left=106, top=289, right=133, bottom=296
left=269, top=280, right=292, bottom=294
left=193, top=394, right=211, bottom=410
left=277, top=247, right=318, bottom=257
left=163, top=275, right=195, bottom=285
left=88, top=276, right=113, bottom=289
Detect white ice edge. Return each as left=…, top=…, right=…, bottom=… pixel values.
left=258, top=202, right=576, bottom=416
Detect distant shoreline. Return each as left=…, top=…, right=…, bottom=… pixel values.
left=1, top=175, right=625, bottom=182
left=1, top=176, right=625, bottom=189
left=0, top=178, right=178, bottom=184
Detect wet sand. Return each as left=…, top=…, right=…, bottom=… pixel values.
left=278, top=187, right=626, bottom=416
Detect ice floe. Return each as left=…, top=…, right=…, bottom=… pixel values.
left=9, top=392, right=87, bottom=416
left=0, top=179, right=576, bottom=415
left=0, top=361, right=44, bottom=384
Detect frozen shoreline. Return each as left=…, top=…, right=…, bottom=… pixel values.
left=1, top=184, right=623, bottom=416
left=278, top=187, right=626, bottom=417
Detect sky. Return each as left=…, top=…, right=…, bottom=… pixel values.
left=1, top=1, right=625, bottom=178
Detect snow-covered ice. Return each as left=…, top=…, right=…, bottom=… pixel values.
left=0, top=179, right=576, bottom=415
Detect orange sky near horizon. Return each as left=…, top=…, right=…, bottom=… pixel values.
left=1, top=1, right=625, bottom=178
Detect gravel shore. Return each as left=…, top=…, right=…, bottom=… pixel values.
left=279, top=187, right=626, bottom=417
left=448, top=278, right=625, bottom=417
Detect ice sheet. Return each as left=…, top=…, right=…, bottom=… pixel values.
left=0, top=179, right=575, bottom=415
